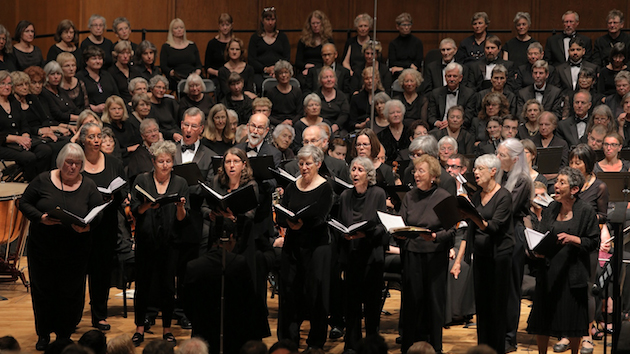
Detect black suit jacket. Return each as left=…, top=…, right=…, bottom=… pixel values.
left=516, top=84, right=564, bottom=119
left=464, top=58, right=517, bottom=92
left=420, top=60, right=468, bottom=94
left=556, top=115, right=588, bottom=148
left=515, top=63, right=560, bottom=89
left=174, top=142, right=217, bottom=243
left=555, top=61, right=599, bottom=94
left=476, top=88, right=518, bottom=117
left=427, top=85, right=478, bottom=129
left=544, top=33, right=593, bottom=67
left=235, top=141, right=283, bottom=169
left=305, top=64, right=351, bottom=97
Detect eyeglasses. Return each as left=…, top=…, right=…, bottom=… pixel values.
left=248, top=123, right=267, bottom=132
left=472, top=166, right=487, bottom=172
left=356, top=143, right=371, bottom=148
left=303, top=138, right=322, bottom=145
left=0, top=82, right=12, bottom=87
left=603, top=142, right=621, bottom=148
left=182, top=122, right=201, bottom=129
left=224, top=159, right=243, bottom=165
left=446, top=164, right=462, bottom=170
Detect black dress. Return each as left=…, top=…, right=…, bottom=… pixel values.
left=264, top=86, right=303, bottom=126
left=399, top=186, right=456, bottom=353
left=62, top=79, right=90, bottom=111
left=131, top=172, right=190, bottom=329
left=107, top=65, right=132, bottom=103
left=217, top=64, right=255, bottom=101
left=377, top=126, right=411, bottom=163
left=392, top=92, right=428, bottom=126
left=150, top=97, right=180, bottom=141
left=104, top=120, right=142, bottom=165
left=204, top=38, right=228, bottom=80
left=82, top=154, right=128, bottom=326
left=75, top=69, right=120, bottom=108
left=467, top=187, right=514, bottom=354
left=40, top=87, right=81, bottom=124
left=317, top=88, right=350, bottom=132
left=349, top=89, right=382, bottom=130
left=160, top=42, right=203, bottom=89
left=13, top=46, right=44, bottom=70
left=19, top=172, right=103, bottom=338
left=527, top=199, right=600, bottom=338
left=0, top=97, right=52, bottom=181
left=46, top=44, right=83, bottom=70
left=277, top=180, right=333, bottom=348
left=177, top=94, right=215, bottom=123
left=337, top=185, right=387, bottom=351
left=80, top=37, right=114, bottom=69
left=222, top=95, right=253, bottom=125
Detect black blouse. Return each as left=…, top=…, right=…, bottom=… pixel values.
left=377, top=126, right=411, bottom=163
left=80, top=37, right=114, bottom=70
left=150, top=97, right=180, bottom=141
left=13, top=46, right=44, bottom=70
left=247, top=32, right=291, bottom=74
left=107, top=65, right=132, bottom=103
left=278, top=180, right=333, bottom=249
left=578, top=177, right=609, bottom=223
left=160, top=42, right=203, bottom=80
left=338, top=185, right=387, bottom=264
left=317, top=88, right=350, bottom=130
left=400, top=186, right=455, bottom=253
left=76, top=69, right=120, bottom=106
left=264, top=86, right=304, bottom=126
left=204, top=38, right=228, bottom=77
left=41, top=87, right=80, bottom=124
left=466, top=187, right=514, bottom=257
left=217, top=64, right=255, bottom=100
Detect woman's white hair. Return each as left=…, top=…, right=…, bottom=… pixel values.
left=497, top=138, right=533, bottom=195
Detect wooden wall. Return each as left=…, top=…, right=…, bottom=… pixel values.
left=2, top=0, right=630, bottom=66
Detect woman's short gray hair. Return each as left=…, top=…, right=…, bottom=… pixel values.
left=514, top=12, right=531, bottom=26
left=78, top=122, right=101, bottom=145
left=149, top=75, right=168, bottom=89
left=397, top=68, right=423, bottom=87
left=558, top=166, right=586, bottom=191
left=409, top=135, right=438, bottom=158
left=475, top=154, right=502, bottom=182
left=184, top=73, right=206, bottom=94
left=272, top=124, right=295, bottom=140
left=350, top=157, right=377, bottom=186
left=297, top=144, right=324, bottom=165
left=88, top=14, right=106, bottom=30
left=491, top=64, right=508, bottom=77
left=438, top=136, right=458, bottom=153
left=354, top=13, right=373, bottom=28
left=303, top=93, right=321, bottom=107
left=128, top=77, right=148, bottom=93
left=44, top=61, right=63, bottom=77
left=149, top=140, right=177, bottom=159
left=382, top=99, right=406, bottom=120
left=56, top=143, right=86, bottom=171
left=274, top=60, right=293, bottom=77
left=374, top=92, right=391, bottom=105
left=139, top=118, right=159, bottom=135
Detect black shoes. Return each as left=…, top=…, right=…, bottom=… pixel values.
left=178, top=316, right=192, bottom=329
left=163, top=333, right=177, bottom=344
left=329, top=326, right=344, bottom=339
left=132, top=332, right=144, bottom=347
left=35, top=335, right=50, bottom=351
left=93, top=322, right=111, bottom=331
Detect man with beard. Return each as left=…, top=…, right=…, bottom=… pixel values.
left=465, top=35, right=516, bottom=92
left=235, top=113, right=281, bottom=314
left=555, top=38, right=599, bottom=95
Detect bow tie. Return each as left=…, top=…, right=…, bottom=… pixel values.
left=563, top=32, right=576, bottom=39
left=576, top=116, right=588, bottom=124
left=447, top=90, right=458, bottom=96
left=246, top=146, right=257, bottom=153
left=534, top=88, right=545, bottom=94
left=181, top=144, right=195, bottom=153
left=569, top=61, right=582, bottom=67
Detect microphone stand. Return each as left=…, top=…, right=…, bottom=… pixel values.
left=369, top=0, right=378, bottom=131
left=219, top=230, right=228, bottom=354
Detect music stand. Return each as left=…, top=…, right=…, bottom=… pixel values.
left=596, top=172, right=630, bottom=354
left=535, top=146, right=564, bottom=174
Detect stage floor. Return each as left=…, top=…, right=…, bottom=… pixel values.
left=0, top=262, right=611, bottom=354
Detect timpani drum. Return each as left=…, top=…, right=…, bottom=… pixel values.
left=0, top=182, right=29, bottom=288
